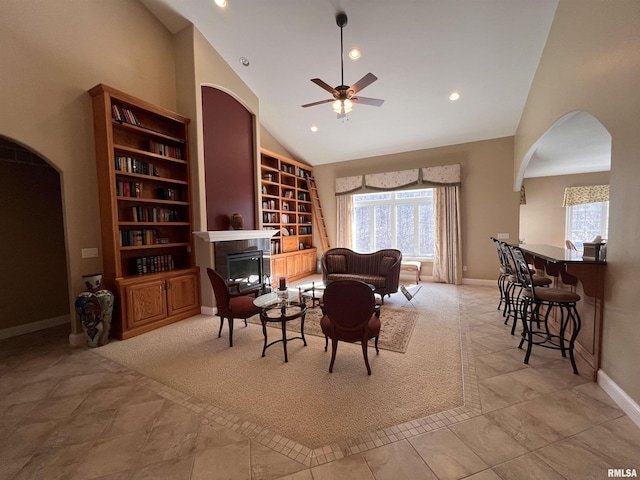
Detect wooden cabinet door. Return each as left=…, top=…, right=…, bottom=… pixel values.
left=167, top=272, right=200, bottom=316
left=286, top=254, right=301, bottom=278
left=272, top=256, right=287, bottom=284
left=126, top=280, right=167, bottom=329
left=302, top=251, right=317, bottom=274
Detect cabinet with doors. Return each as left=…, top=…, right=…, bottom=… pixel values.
left=89, top=84, right=200, bottom=339
left=260, top=148, right=317, bottom=282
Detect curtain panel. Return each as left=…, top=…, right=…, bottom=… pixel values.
left=432, top=185, right=463, bottom=285
left=562, top=184, right=609, bottom=207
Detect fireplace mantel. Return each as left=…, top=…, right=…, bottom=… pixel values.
left=194, top=230, right=277, bottom=243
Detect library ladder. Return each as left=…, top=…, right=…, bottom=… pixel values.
left=308, top=176, right=331, bottom=253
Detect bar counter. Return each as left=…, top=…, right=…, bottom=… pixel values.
left=520, top=244, right=606, bottom=379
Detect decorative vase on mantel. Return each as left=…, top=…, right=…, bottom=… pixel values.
left=74, top=273, right=114, bottom=348
left=230, top=213, right=244, bottom=230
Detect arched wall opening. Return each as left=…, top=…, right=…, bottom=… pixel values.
left=0, top=136, right=70, bottom=338
left=517, top=111, right=612, bottom=248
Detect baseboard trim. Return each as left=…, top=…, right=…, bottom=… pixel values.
left=598, top=369, right=640, bottom=428
left=462, top=278, right=495, bottom=286
left=0, top=315, right=70, bottom=341
left=201, top=306, right=216, bottom=316
left=68, top=332, right=86, bottom=347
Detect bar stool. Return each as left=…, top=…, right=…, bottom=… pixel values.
left=490, top=237, right=508, bottom=311
left=502, top=243, right=552, bottom=335
left=511, top=246, right=582, bottom=374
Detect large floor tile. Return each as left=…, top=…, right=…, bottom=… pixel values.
left=250, top=441, right=307, bottom=480
left=448, top=416, right=528, bottom=466
left=485, top=404, right=564, bottom=450
left=362, top=439, right=437, bottom=480
left=409, top=428, right=488, bottom=480
left=310, top=453, right=374, bottom=480
left=492, top=453, right=564, bottom=480
left=191, top=440, right=251, bottom=480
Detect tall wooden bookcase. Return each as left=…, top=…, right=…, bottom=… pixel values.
left=89, top=84, right=200, bottom=339
left=260, top=149, right=317, bottom=282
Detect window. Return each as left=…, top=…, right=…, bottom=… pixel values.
left=565, top=201, right=609, bottom=251
left=352, top=188, right=434, bottom=258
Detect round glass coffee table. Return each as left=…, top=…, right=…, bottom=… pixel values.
left=253, top=290, right=307, bottom=362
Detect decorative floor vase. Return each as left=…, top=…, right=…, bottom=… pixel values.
left=75, top=273, right=114, bottom=348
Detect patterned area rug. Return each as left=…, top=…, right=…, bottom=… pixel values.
left=248, top=305, right=417, bottom=353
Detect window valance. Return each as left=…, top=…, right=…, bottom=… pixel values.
left=335, top=164, right=461, bottom=196
left=562, top=184, right=609, bottom=207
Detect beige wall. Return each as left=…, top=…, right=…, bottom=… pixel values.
left=520, top=172, right=610, bottom=247
left=515, top=0, right=640, bottom=403
left=0, top=0, right=177, bottom=335
left=314, top=136, right=519, bottom=281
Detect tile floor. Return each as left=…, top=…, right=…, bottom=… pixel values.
left=1, top=282, right=639, bottom=479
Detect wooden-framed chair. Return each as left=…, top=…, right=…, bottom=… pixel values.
left=320, top=280, right=381, bottom=375
left=206, top=268, right=262, bottom=347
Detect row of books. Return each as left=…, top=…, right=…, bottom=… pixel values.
left=112, top=105, right=140, bottom=126
left=298, top=204, right=309, bottom=212
left=263, top=212, right=278, bottom=224
left=149, top=140, right=183, bottom=160
left=131, top=206, right=180, bottom=223
left=129, top=255, right=175, bottom=275
left=299, top=226, right=312, bottom=235
left=298, top=216, right=312, bottom=224
left=298, top=192, right=310, bottom=201
left=271, top=241, right=281, bottom=255
left=120, top=229, right=161, bottom=247
left=115, top=155, right=158, bottom=176
left=157, top=187, right=184, bottom=202
left=262, top=199, right=278, bottom=210
left=117, top=181, right=142, bottom=198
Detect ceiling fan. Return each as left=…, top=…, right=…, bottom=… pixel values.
left=302, top=12, right=384, bottom=118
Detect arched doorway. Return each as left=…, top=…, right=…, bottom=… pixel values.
left=0, top=136, right=69, bottom=339
left=517, top=111, right=611, bottom=247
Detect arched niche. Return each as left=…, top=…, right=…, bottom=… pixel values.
left=201, top=86, right=256, bottom=231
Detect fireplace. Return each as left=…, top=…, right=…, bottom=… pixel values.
left=227, top=250, right=263, bottom=292
left=204, top=233, right=273, bottom=294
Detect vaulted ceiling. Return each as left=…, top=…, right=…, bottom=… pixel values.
left=142, top=0, right=611, bottom=177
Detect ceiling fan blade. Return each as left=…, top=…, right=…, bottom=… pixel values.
left=311, top=78, right=338, bottom=95
left=349, top=73, right=378, bottom=94
left=352, top=96, right=385, bottom=107
left=301, top=98, right=335, bottom=108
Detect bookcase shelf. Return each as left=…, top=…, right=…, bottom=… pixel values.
left=89, top=83, right=200, bottom=340
left=260, top=148, right=317, bottom=283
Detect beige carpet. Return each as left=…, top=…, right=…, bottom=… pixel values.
left=95, top=284, right=463, bottom=449
left=248, top=305, right=416, bottom=353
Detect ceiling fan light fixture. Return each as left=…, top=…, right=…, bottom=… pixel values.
left=343, top=99, right=353, bottom=113
left=332, top=100, right=342, bottom=114
left=449, top=91, right=461, bottom=101
left=348, top=48, right=361, bottom=60
left=214, top=0, right=227, bottom=7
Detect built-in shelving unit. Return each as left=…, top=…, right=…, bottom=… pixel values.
left=89, top=84, right=200, bottom=339
left=260, top=149, right=317, bottom=282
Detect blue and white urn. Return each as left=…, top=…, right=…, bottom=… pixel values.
left=75, top=273, right=114, bottom=348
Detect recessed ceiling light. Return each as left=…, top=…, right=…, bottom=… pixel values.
left=310, top=125, right=318, bottom=132
left=239, top=57, right=250, bottom=67
left=449, top=91, right=461, bottom=101
left=348, top=48, right=361, bottom=60
left=214, top=0, right=227, bottom=7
